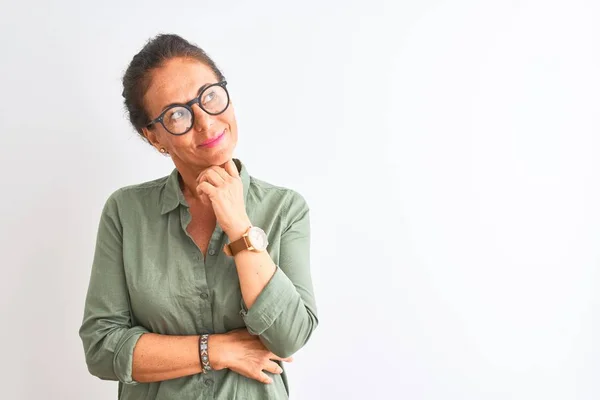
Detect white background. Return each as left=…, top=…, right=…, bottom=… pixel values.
left=1, top=0, right=599, bottom=399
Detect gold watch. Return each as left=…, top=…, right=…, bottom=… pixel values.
left=224, top=226, right=269, bottom=257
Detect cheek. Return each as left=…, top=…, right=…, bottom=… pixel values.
left=227, top=121, right=238, bottom=143
left=223, top=111, right=237, bottom=134
left=170, top=134, right=195, bottom=150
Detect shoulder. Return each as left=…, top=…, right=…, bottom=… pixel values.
left=101, top=174, right=170, bottom=216
left=247, top=175, right=309, bottom=223
left=250, top=174, right=307, bottom=202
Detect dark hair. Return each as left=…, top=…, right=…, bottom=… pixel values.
left=122, top=34, right=225, bottom=140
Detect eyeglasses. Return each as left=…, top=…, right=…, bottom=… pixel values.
left=146, top=81, right=230, bottom=135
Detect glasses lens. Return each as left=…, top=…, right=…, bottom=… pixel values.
left=163, top=106, right=193, bottom=134
left=201, top=85, right=229, bottom=114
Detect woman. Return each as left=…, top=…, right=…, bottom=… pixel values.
left=79, top=34, right=318, bottom=400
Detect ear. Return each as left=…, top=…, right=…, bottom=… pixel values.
left=142, top=126, right=162, bottom=150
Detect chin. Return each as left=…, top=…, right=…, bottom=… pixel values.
left=205, top=147, right=236, bottom=167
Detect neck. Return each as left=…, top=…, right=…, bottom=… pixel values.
left=178, top=169, right=202, bottom=201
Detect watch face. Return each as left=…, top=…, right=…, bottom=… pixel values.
left=247, top=226, right=268, bottom=251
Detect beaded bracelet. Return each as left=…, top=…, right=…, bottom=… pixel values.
left=199, top=334, right=212, bottom=372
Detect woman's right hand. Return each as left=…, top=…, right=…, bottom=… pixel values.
left=208, top=329, right=293, bottom=384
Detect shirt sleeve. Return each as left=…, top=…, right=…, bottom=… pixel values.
left=79, top=190, right=149, bottom=385
left=240, top=190, right=318, bottom=358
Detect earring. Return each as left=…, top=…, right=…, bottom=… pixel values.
left=160, top=148, right=168, bottom=154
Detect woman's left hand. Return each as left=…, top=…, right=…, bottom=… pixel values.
left=195, top=159, right=251, bottom=239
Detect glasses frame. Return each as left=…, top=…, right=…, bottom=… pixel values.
left=146, top=81, right=230, bottom=136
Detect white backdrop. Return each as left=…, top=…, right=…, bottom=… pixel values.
left=1, top=0, right=599, bottom=399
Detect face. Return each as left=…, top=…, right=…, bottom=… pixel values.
left=142, top=57, right=238, bottom=170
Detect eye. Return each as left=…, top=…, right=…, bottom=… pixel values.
left=203, top=90, right=216, bottom=104
left=171, top=110, right=184, bottom=120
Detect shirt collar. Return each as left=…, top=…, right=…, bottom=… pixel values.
left=160, top=158, right=250, bottom=215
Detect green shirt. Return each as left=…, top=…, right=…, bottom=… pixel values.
left=79, top=159, right=318, bottom=400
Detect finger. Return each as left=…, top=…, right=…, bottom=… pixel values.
left=263, top=360, right=283, bottom=375
left=196, top=168, right=208, bottom=185
left=269, top=354, right=294, bottom=363
left=212, top=165, right=232, bottom=181
left=200, top=193, right=210, bottom=206
left=257, top=371, right=273, bottom=384
left=199, top=169, right=226, bottom=187
left=197, top=181, right=216, bottom=198
left=224, top=159, right=240, bottom=178
left=197, top=167, right=231, bottom=187
left=195, top=166, right=220, bottom=184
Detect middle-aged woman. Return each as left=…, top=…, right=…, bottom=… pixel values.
left=79, top=34, right=318, bottom=400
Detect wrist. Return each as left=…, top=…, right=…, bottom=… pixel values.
left=225, top=219, right=252, bottom=242
left=207, top=334, right=227, bottom=371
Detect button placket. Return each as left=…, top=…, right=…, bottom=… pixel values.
left=205, top=230, right=224, bottom=267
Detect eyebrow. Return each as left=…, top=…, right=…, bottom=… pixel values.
left=159, top=83, right=213, bottom=113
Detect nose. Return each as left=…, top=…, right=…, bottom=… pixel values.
left=191, top=103, right=213, bottom=132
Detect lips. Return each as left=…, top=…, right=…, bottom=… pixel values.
left=199, top=130, right=225, bottom=147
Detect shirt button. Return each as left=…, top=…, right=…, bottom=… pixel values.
left=208, top=249, right=216, bottom=256
left=204, top=379, right=214, bottom=386
left=200, top=293, right=209, bottom=300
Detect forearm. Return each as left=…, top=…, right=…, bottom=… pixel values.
left=227, top=224, right=316, bottom=357
left=132, top=333, right=203, bottom=383
left=132, top=330, right=283, bottom=385
left=232, top=243, right=278, bottom=309
left=224, top=192, right=318, bottom=358
left=238, top=266, right=318, bottom=357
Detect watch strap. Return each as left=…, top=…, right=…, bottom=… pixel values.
left=226, top=235, right=252, bottom=256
